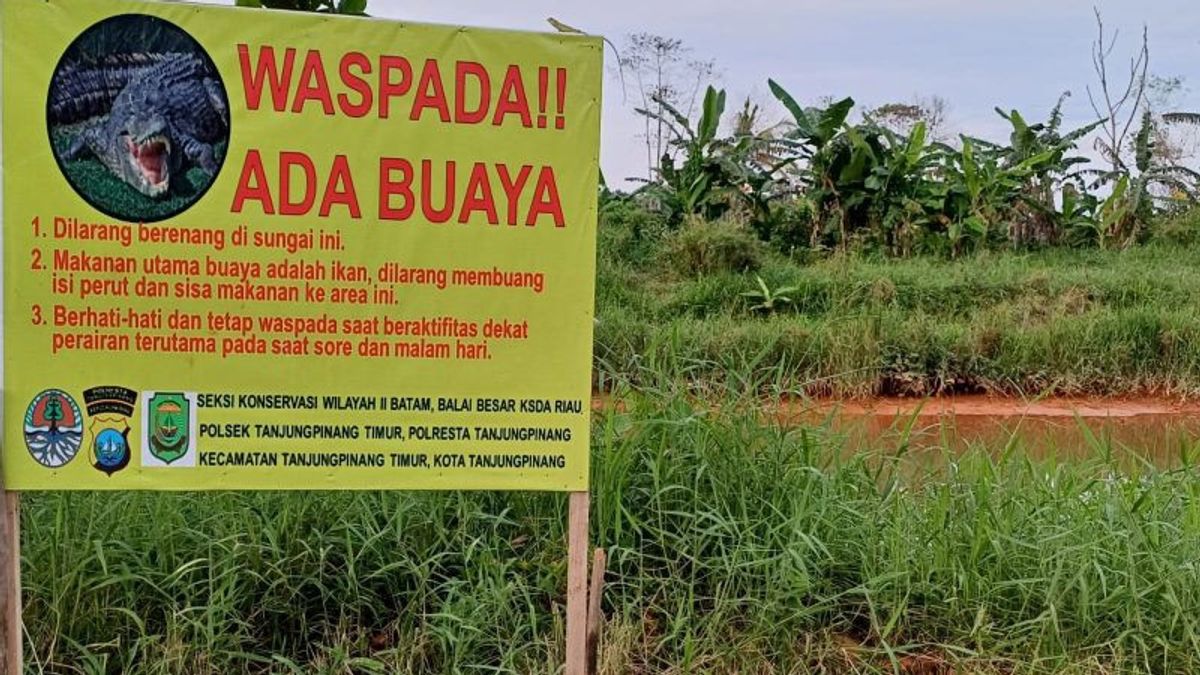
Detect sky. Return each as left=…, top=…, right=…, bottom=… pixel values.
left=195, top=0, right=1200, bottom=186
left=355, top=0, right=1200, bottom=187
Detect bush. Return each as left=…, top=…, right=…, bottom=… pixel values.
left=598, top=196, right=671, bottom=269
left=765, top=196, right=817, bottom=255
left=661, top=215, right=764, bottom=277
left=1149, top=206, right=1200, bottom=246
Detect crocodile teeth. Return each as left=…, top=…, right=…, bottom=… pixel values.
left=133, top=134, right=171, bottom=194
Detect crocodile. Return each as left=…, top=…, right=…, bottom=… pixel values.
left=49, top=52, right=229, bottom=198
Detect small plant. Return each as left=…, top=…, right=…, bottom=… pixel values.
left=741, top=275, right=798, bottom=314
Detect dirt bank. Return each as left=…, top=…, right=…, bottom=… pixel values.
left=595, top=394, right=1200, bottom=466
left=809, top=395, right=1200, bottom=419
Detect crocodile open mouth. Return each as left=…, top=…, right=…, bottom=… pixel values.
left=124, top=134, right=172, bottom=196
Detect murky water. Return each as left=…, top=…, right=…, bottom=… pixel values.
left=778, top=397, right=1200, bottom=469
left=595, top=395, right=1200, bottom=468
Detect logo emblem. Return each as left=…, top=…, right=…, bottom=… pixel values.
left=84, top=386, right=137, bottom=476
left=24, top=389, right=84, bottom=468
left=143, top=392, right=196, bottom=466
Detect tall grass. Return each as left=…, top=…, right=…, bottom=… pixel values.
left=596, top=232, right=1200, bottom=397
left=19, top=366, right=1200, bottom=673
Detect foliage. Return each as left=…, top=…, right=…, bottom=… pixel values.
left=660, top=215, right=763, bottom=277
left=741, top=275, right=797, bottom=314
left=624, top=73, right=1196, bottom=262
left=1148, top=201, right=1200, bottom=245
left=596, top=227, right=1200, bottom=397
left=636, top=86, right=734, bottom=223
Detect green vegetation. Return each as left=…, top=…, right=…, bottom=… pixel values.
left=596, top=200, right=1200, bottom=397
left=28, top=5, right=1193, bottom=674
left=23, top=378, right=1200, bottom=673
left=634, top=81, right=1200, bottom=257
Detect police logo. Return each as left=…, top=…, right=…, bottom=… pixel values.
left=84, top=386, right=137, bottom=476
left=24, top=389, right=84, bottom=468
left=142, top=392, right=197, bottom=467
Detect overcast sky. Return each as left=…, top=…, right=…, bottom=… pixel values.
left=202, top=1, right=1200, bottom=188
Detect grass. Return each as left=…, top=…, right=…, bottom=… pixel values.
left=19, top=368, right=1200, bottom=673
left=596, top=210, right=1200, bottom=397
left=18, top=208, right=1200, bottom=672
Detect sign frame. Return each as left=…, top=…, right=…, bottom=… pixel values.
left=0, top=0, right=606, bottom=671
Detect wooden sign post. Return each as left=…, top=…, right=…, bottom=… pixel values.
left=1, top=489, right=20, bottom=675
left=565, top=491, right=590, bottom=675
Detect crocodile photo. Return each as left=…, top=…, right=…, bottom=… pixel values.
left=49, top=51, right=229, bottom=199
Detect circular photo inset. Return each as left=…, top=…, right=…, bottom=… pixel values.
left=47, top=14, right=230, bottom=222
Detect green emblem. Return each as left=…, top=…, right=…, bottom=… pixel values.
left=148, top=392, right=190, bottom=464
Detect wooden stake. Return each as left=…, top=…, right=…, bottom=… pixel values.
left=586, top=547, right=607, bottom=675
left=1, top=490, right=20, bottom=675
left=565, top=491, right=589, bottom=675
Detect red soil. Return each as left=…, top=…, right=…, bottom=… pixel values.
left=594, top=394, right=1200, bottom=465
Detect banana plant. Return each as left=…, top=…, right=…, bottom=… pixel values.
left=862, top=122, right=947, bottom=254
left=637, top=86, right=742, bottom=223
left=1086, top=111, right=1200, bottom=240
left=934, top=137, right=1032, bottom=255
left=1058, top=183, right=1102, bottom=247
left=1094, top=176, right=1134, bottom=249
left=767, top=79, right=865, bottom=249
left=990, top=97, right=1105, bottom=246
left=742, top=275, right=798, bottom=314
left=769, top=80, right=855, bottom=153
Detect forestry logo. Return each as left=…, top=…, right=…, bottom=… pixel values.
left=142, top=392, right=198, bottom=467
left=84, top=386, right=137, bottom=476
left=24, top=389, right=85, bottom=468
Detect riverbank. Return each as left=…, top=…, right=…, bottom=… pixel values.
left=595, top=227, right=1200, bottom=398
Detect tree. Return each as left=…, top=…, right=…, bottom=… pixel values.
left=1087, top=8, right=1149, bottom=175
left=620, top=33, right=716, bottom=180
left=44, top=395, right=63, bottom=431
left=865, top=95, right=950, bottom=141
left=1145, top=75, right=1198, bottom=167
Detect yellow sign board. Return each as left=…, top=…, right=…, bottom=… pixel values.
left=2, top=0, right=602, bottom=490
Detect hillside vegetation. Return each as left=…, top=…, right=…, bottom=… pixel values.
left=595, top=202, right=1200, bottom=398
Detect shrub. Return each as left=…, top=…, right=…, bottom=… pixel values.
left=598, top=197, right=671, bottom=269
left=1148, top=206, right=1200, bottom=246
left=661, top=215, right=764, bottom=277
left=766, top=196, right=817, bottom=255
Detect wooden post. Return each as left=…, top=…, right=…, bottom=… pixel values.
left=565, top=491, right=589, bottom=675
left=585, top=547, right=607, bottom=674
left=1, top=489, right=20, bottom=675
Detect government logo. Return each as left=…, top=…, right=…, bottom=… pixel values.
left=24, top=389, right=84, bottom=468
left=142, top=392, right=197, bottom=467
left=84, top=386, right=137, bottom=476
